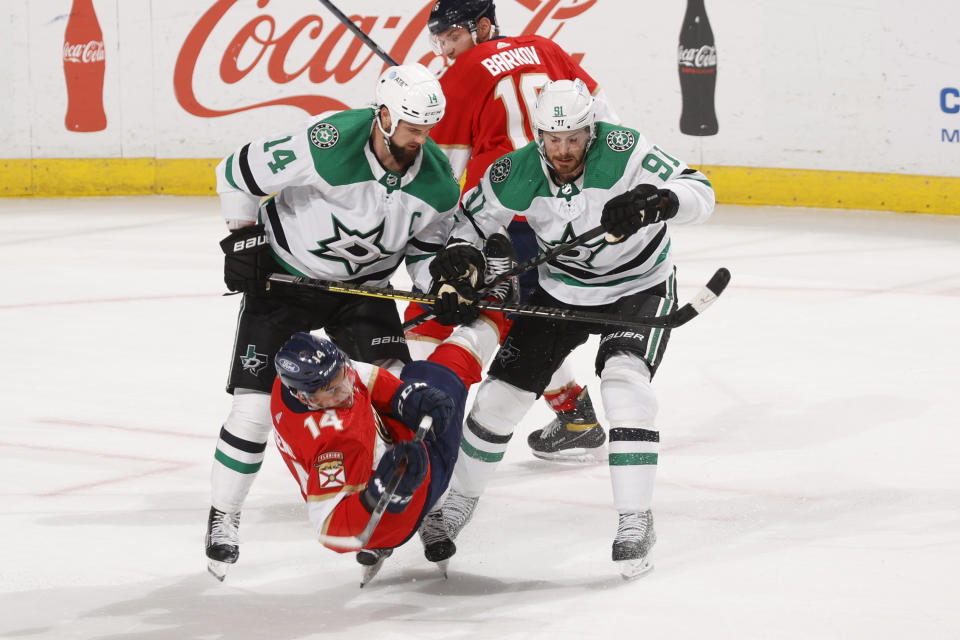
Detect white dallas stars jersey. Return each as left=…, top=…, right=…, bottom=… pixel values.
left=454, top=122, right=716, bottom=306
left=215, top=108, right=460, bottom=292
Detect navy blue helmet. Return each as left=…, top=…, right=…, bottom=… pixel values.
left=274, top=333, right=347, bottom=393
left=428, top=0, right=497, bottom=36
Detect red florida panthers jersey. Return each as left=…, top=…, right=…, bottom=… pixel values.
left=430, top=34, right=614, bottom=195
left=270, top=362, right=430, bottom=551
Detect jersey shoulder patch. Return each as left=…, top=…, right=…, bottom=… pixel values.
left=582, top=122, right=645, bottom=190
left=487, top=144, right=552, bottom=211
left=306, top=108, right=377, bottom=186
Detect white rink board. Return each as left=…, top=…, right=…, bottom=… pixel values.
left=2, top=0, right=959, bottom=175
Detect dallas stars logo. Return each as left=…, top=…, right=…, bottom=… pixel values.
left=310, top=122, right=340, bottom=149
left=240, top=345, right=268, bottom=376
left=606, top=129, right=636, bottom=152
left=544, top=223, right=609, bottom=266
left=309, top=216, right=395, bottom=276
left=490, top=157, right=511, bottom=183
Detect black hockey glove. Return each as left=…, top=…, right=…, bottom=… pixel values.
left=391, top=381, right=453, bottom=439
left=219, top=224, right=272, bottom=295
left=601, top=184, right=680, bottom=243
left=429, top=238, right=485, bottom=285
left=362, top=441, right=428, bottom=514
left=432, top=290, right=480, bottom=326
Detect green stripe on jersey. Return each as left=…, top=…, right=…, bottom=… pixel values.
left=225, top=153, right=238, bottom=190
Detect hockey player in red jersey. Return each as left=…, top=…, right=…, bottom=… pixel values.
left=404, top=0, right=618, bottom=462
left=226, top=241, right=513, bottom=586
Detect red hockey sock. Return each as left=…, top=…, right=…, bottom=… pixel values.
left=428, top=343, right=484, bottom=389
left=544, top=384, right=582, bottom=413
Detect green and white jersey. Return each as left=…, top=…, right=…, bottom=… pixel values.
left=456, top=122, right=715, bottom=306
left=215, top=108, right=460, bottom=292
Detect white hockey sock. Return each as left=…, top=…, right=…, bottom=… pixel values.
left=451, top=378, right=536, bottom=497
left=600, top=352, right=660, bottom=513
left=211, top=390, right=272, bottom=514
left=543, top=356, right=577, bottom=395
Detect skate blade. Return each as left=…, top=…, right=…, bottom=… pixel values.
left=616, top=557, right=654, bottom=581
left=434, top=559, right=449, bottom=579
left=531, top=447, right=607, bottom=465
left=360, top=558, right=388, bottom=588
left=206, top=559, right=231, bottom=582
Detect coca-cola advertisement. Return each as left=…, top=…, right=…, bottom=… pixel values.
left=1, top=0, right=956, bottom=198
left=678, top=0, right=717, bottom=136
left=171, top=0, right=596, bottom=123
left=63, top=0, right=106, bottom=132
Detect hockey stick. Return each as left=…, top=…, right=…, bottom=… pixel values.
left=317, top=0, right=399, bottom=66
left=402, top=224, right=610, bottom=330
left=318, top=416, right=433, bottom=550
left=268, top=267, right=731, bottom=330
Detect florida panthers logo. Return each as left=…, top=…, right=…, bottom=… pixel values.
left=490, top=157, right=512, bottom=183
left=310, top=122, right=340, bottom=149
left=314, top=451, right=346, bottom=489
left=606, top=130, right=635, bottom=152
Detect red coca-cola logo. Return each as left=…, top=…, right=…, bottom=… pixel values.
left=63, top=40, right=105, bottom=63
left=678, top=45, right=717, bottom=68
left=174, top=0, right=597, bottom=119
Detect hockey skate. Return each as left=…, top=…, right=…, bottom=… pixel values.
left=356, top=548, right=393, bottom=587
left=527, top=386, right=607, bottom=463
left=418, top=490, right=480, bottom=576
left=612, top=510, right=656, bottom=580
left=481, top=231, right=520, bottom=304
left=205, top=506, right=240, bottom=582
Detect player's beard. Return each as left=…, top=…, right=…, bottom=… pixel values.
left=389, top=139, right=420, bottom=167
left=547, top=149, right=586, bottom=181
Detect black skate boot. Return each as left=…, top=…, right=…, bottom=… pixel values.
left=418, top=490, right=480, bottom=575
left=527, top=386, right=606, bottom=462
left=481, top=231, right=520, bottom=304
left=205, top=506, right=240, bottom=581
left=612, top=510, right=656, bottom=580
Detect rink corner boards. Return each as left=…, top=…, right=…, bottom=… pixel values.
left=1, top=158, right=958, bottom=216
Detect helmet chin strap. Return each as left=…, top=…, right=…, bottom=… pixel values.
left=375, top=109, right=397, bottom=151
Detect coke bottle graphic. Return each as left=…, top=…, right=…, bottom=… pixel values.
left=678, top=0, right=718, bottom=136
left=63, top=0, right=106, bottom=132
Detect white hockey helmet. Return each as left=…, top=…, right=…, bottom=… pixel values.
left=374, top=63, right=446, bottom=137
left=532, top=78, right=596, bottom=135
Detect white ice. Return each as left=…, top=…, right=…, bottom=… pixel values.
left=1, top=197, right=959, bottom=639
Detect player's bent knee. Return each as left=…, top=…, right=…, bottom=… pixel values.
left=600, top=352, right=659, bottom=428
left=470, top=377, right=537, bottom=437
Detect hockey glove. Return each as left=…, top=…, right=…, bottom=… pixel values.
left=391, top=381, right=453, bottom=439
left=219, top=224, right=272, bottom=295
left=429, top=239, right=485, bottom=289
left=362, top=441, right=428, bottom=514
left=601, top=184, right=680, bottom=243
left=432, top=290, right=480, bottom=326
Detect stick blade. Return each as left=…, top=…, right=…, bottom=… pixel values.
left=318, top=533, right=365, bottom=550
left=706, top=267, right=731, bottom=296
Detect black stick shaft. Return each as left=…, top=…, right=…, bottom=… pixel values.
left=317, top=0, right=399, bottom=65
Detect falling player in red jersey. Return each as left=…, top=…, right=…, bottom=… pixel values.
left=404, top=0, right=620, bottom=462
left=258, top=296, right=509, bottom=585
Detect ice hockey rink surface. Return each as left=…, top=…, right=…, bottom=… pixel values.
left=1, top=196, right=958, bottom=639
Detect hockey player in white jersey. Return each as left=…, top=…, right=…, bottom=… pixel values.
left=204, top=63, right=462, bottom=581
left=420, top=79, right=716, bottom=579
